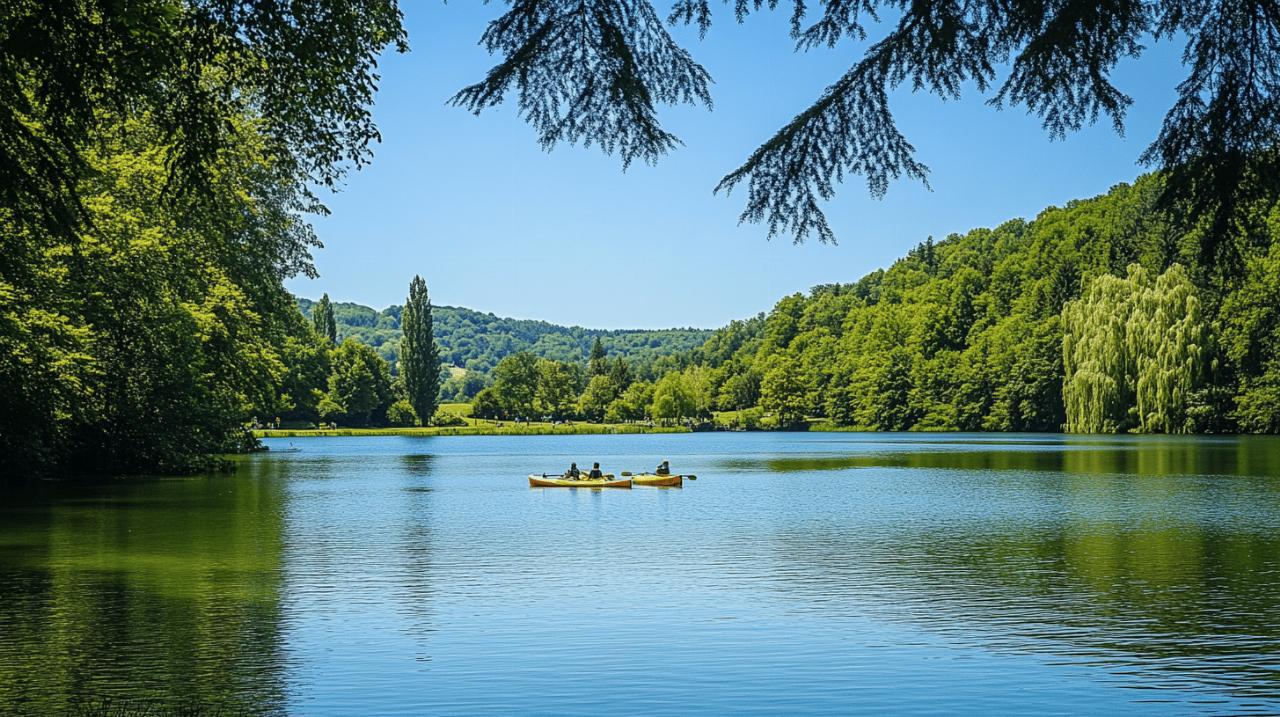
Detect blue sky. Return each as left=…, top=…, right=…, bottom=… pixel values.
left=287, top=3, right=1187, bottom=329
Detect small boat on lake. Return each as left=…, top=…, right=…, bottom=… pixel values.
left=528, top=474, right=631, bottom=489
left=629, top=473, right=685, bottom=487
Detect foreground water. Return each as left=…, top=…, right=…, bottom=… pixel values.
left=3, top=433, right=1280, bottom=715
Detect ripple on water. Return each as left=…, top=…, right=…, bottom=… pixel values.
left=2, top=433, right=1280, bottom=714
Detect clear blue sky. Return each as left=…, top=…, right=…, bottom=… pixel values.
left=287, top=3, right=1187, bottom=329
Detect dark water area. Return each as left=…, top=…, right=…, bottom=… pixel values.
left=2, top=433, right=1279, bottom=715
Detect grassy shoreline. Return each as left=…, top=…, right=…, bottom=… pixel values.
left=255, top=422, right=690, bottom=438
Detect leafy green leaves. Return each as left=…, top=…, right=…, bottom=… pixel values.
left=1, top=1, right=406, bottom=240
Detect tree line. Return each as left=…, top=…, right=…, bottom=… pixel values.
left=635, top=176, right=1280, bottom=434
left=282, top=282, right=446, bottom=430
left=466, top=338, right=711, bottom=426
left=295, top=297, right=710, bottom=376
left=302, top=174, right=1280, bottom=435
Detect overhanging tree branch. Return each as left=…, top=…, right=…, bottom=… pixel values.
left=461, top=0, right=1280, bottom=257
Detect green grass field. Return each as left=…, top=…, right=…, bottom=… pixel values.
left=437, top=401, right=473, bottom=417
left=255, top=413, right=688, bottom=438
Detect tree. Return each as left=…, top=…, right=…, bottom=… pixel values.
left=313, top=294, right=337, bottom=345
left=401, top=275, right=441, bottom=424
left=456, top=0, right=1278, bottom=259
left=491, top=352, right=541, bottom=419
left=537, top=359, right=583, bottom=419
left=650, top=371, right=696, bottom=423
left=386, top=400, right=418, bottom=427
left=609, top=381, right=654, bottom=423
left=271, top=314, right=333, bottom=423
left=441, top=369, right=489, bottom=401
left=2, top=1, right=406, bottom=241
left=326, top=339, right=394, bottom=427
left=588, top=337, right=608, bottom=377
left=718, top=368, right=761, bottom=411
left=578, top=374, right=618, bottom=422
left=1062, top=265, right=1206, bottom=433
left=0, top=111, right=323, bottom=476
left=608, top=357, right=633, bottom=390
left=760, top=358, right=808, bottom=427
left=471, top=387, right=503, bottom=420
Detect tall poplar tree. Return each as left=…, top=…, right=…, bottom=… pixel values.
left=588, top=338, right=608, bottom=377
left=401, top=275, right=441, bottom=424
left=313, top=294, right=337, bottom=345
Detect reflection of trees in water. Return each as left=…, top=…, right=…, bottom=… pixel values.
left=0, top=462, right=290, bottom=715
left=397, top=454, right=436, bottom=662
left=763, top=491, right=1280, bottom=704
left=719, top=435, right=1280, bottom=478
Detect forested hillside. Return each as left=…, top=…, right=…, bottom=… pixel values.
left=295, top=298, right=710, bottom=375
left=653, top=175, right=1279, bottom=433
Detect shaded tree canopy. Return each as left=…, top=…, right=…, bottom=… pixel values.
left=1, top=0, right=407, bottom=237
left=457, top=0, right=1280, bottom=259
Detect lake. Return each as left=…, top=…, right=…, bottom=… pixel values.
left=3, top=433, right=1280, bottom=715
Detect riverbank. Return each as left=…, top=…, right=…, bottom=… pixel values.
left=255, top=421, right=691, bottom=438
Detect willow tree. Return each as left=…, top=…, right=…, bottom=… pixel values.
left=1128, top=265, right=1207, bottom=433
left=400, top=275, right=441, bottom=424
left=457, top=0, right=1280, bottom=261
left=1063, top=265, right=1206, bottom=434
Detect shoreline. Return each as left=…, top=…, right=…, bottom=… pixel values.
left=254, top=423, right=691, bottom=438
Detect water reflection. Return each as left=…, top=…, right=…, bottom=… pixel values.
left=721, top=433, right=1280, bottom=477
left=4, top=433, right=1280, bottom=714
left=754, top=451, right=1280, bottom=707
left=397, top=453, right=437, bottom=661
left=0, top=462, right=290, bottom=715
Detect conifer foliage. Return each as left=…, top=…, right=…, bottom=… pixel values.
left=466, top=0, right=1280, bottom=255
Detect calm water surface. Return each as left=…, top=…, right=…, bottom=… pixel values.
left=3, top=433, right=1280, bottom=715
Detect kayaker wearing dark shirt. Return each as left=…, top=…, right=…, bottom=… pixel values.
left=589, top=462, right=604, bottom=479
left=655, top=460, right=670, bottom=476
left=565, top=462, right=580, bottom=479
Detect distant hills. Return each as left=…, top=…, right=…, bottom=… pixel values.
left=296, top=298, right=712, bottom=374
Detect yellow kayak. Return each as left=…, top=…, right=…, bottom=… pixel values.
left=529, top=474, right=631, bottom=489
left=631, top=473, right=684, bottom=487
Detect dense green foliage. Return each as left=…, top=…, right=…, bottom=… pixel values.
left=1, top=114, right=324, bottom=475
left=305, top=176, right=1277, bottom=435
left=295, top=297, right=711, bottom=378
left=400, top=276, right=440, bottom=423
left=1063, top=265, right=1207, bottom=433
left=286, top=175, right=1278, bottom=436
left=2, top=1, right=405, bottom=241
left=655, top=176, right=1280, bottom=434
left=322, top=340, right=394, bottom=427
left=1, top=3, right=405, bottom=477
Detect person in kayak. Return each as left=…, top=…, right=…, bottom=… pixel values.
left=565, top=462, right=581, bottom=479
left=655, top=460, right=671, bottom=476
left=589, top=462, right=604, bottom=479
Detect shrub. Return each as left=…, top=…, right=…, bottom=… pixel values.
left=386, top=400, right=419, bottom=427
left=431, top=410, right=466, bottom=427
